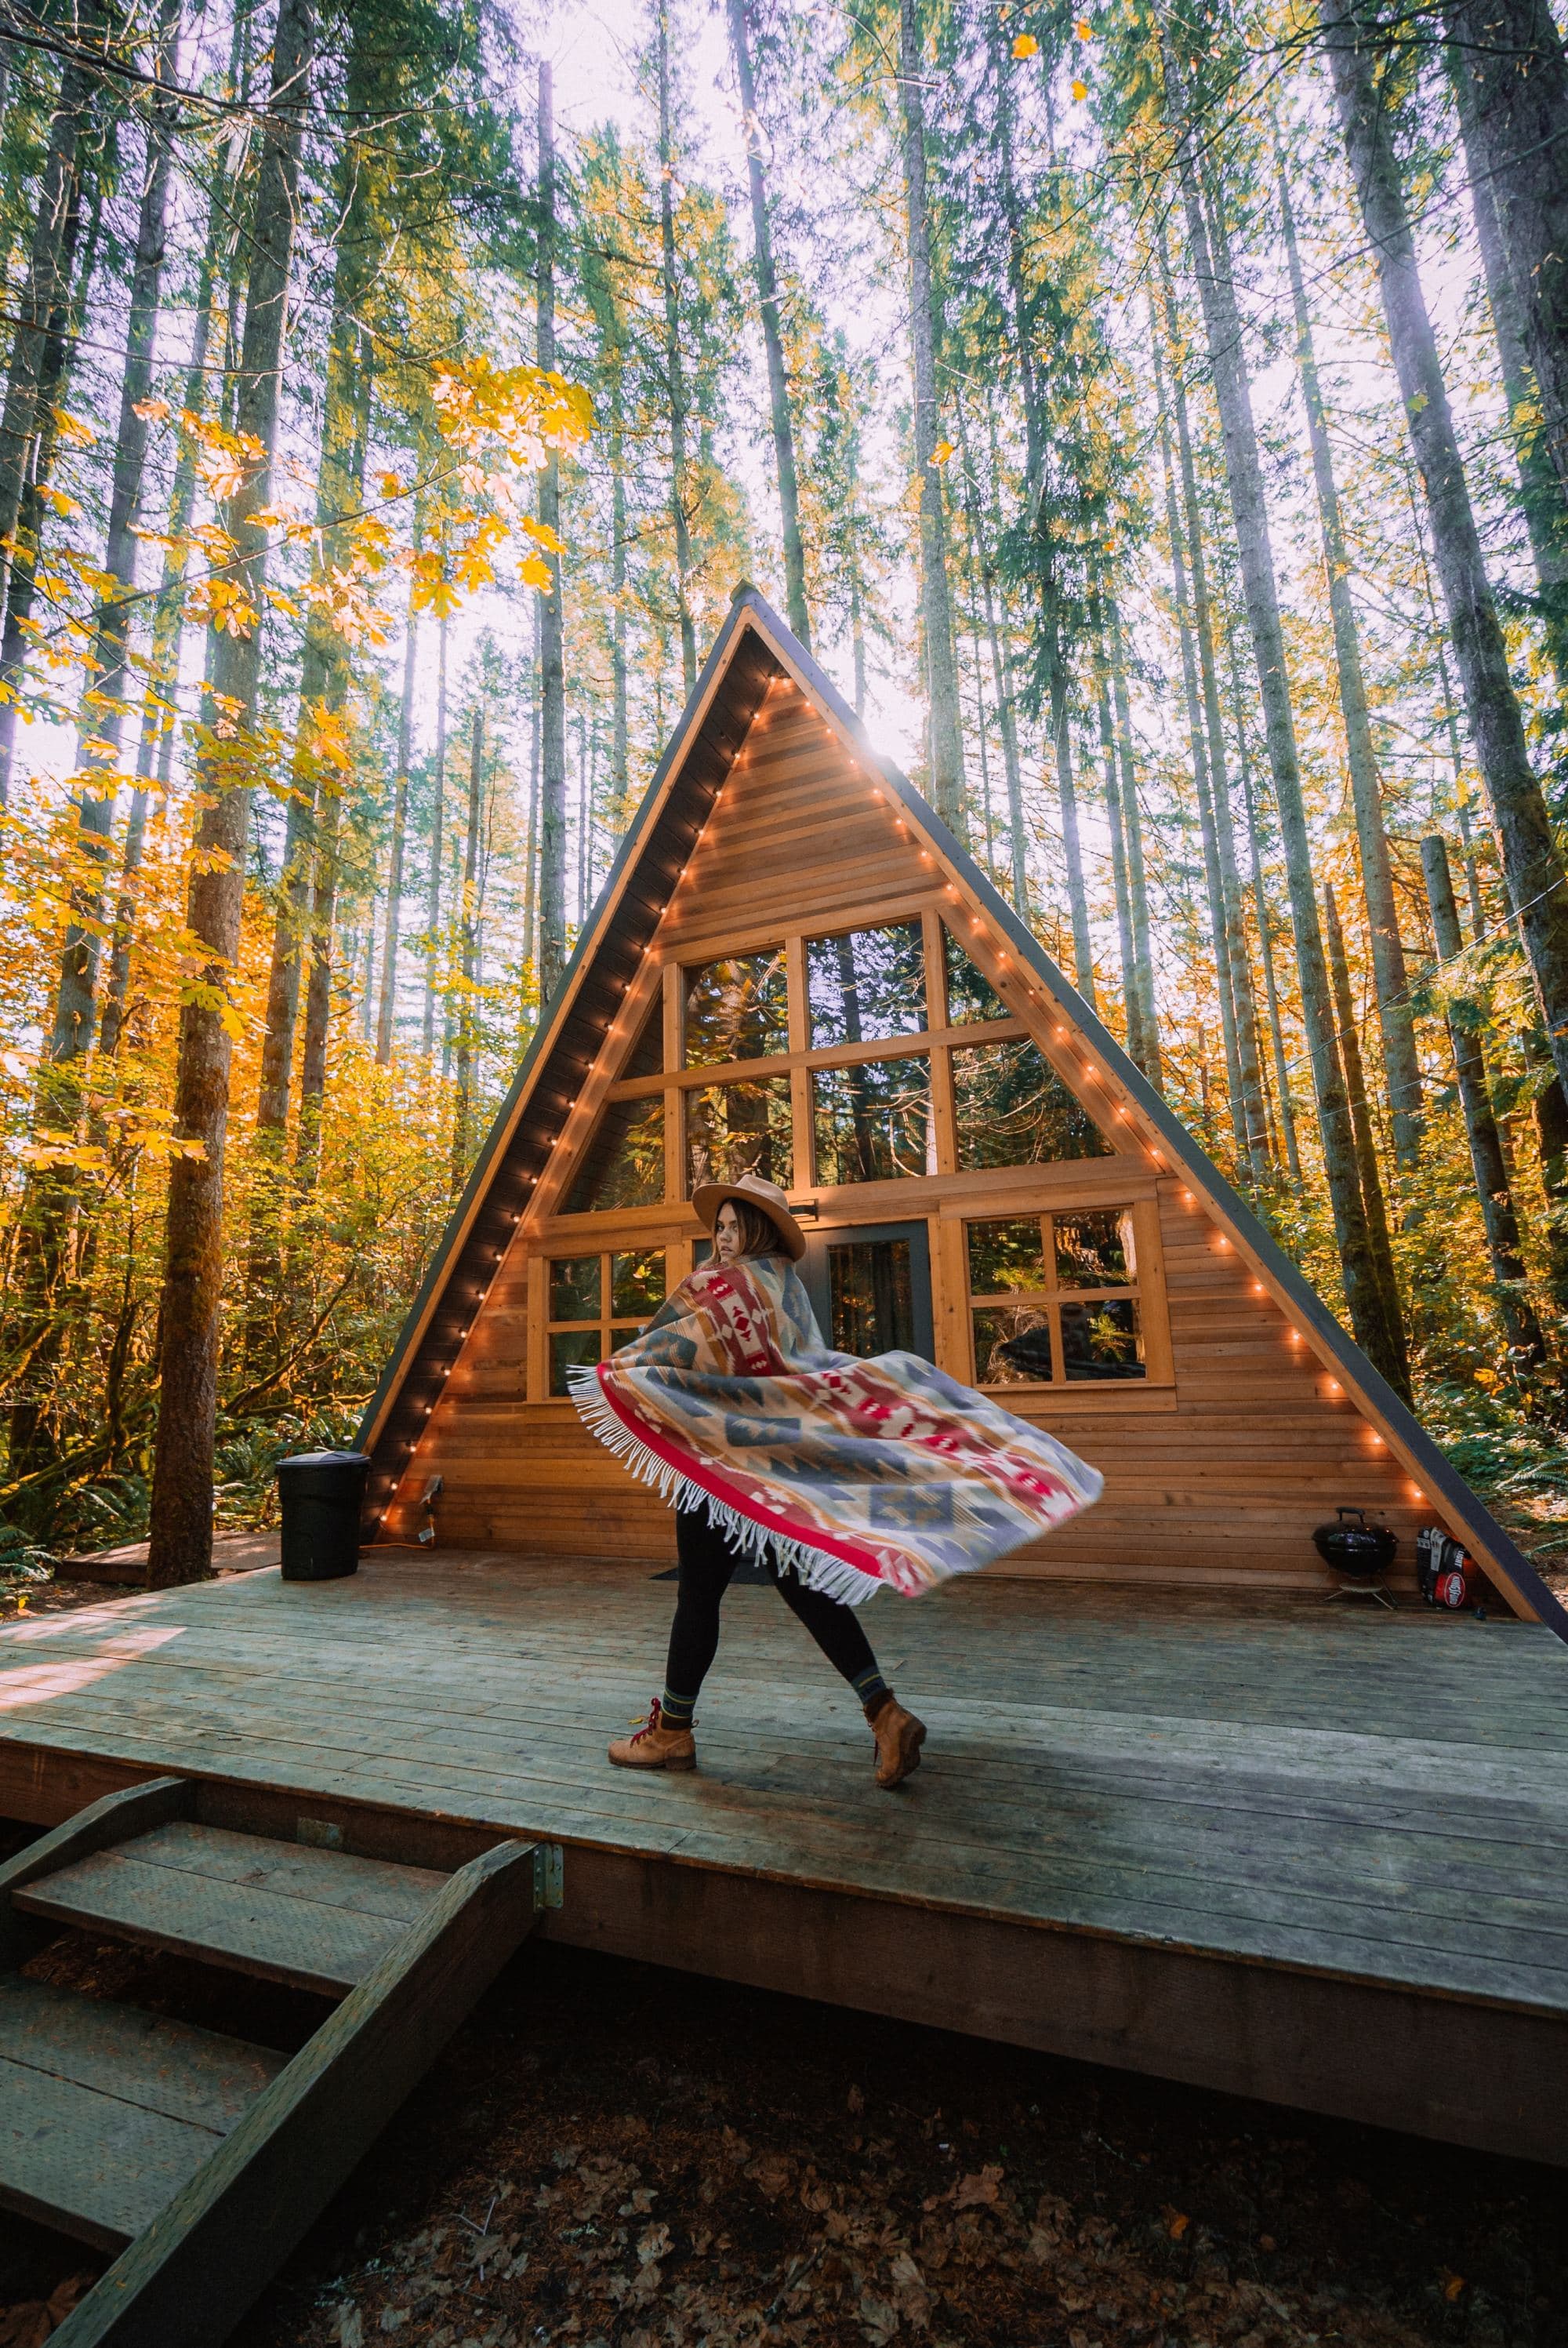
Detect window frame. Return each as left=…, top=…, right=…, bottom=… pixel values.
left=962, top=1199, right=1172, bottom=1392
left=554, top=901, right=1131, bottom=1212
left=542, top=1245, right=669, bottom=1395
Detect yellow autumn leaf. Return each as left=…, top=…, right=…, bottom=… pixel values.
left=518, top=552, right=553, bottom=590
left=379, top=471, right=404, bottom=498
left=930, top=438, right=956, bottom=466
left=522, top=514, right=564, bottom=554
left=1076, top=16, right=1091, bottom=35
left=1072, top=76, right=1088, bottom=99
left=1012, top=31, right=1039, bottom=56
left=133, top=396, right=173, bottom=423
left=412, top=572, right=462, bottom=619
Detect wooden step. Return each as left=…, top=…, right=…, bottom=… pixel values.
left=14, top=1822, right=449, bottom=1997
left=0, top=1976, right=284, bottom=2252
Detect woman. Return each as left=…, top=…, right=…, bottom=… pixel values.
left=571, top=1172, right=1102, bottom=1790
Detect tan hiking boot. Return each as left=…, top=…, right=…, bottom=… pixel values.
left=869, top=1694, right=926, bottom=1789
left=608, top=1697, right=696, bottom=1772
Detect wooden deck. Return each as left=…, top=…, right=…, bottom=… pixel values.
left=2, top=1550, right=1566, bottom=2165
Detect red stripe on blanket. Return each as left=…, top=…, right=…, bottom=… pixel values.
left=593, top=1365, right=889, bottom=1588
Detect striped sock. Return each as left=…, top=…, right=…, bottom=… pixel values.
left=851, top=1666, right=891, bottom=1716
left=659, top=1688, right=696, bottom=1730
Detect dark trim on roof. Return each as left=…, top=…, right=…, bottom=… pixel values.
left=360, top=585, right=1568, bottom=1644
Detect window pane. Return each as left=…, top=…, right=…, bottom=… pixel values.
left=1060, top=1297, right=1145, bottom=1380
left=564, top=1096, right=665, bottom=1214
left=807, top=921, right=926, bottom=1047
left=1054, top=1208, right=1135, bottom=1288
left=623, top=996, right=664, bottom=1078
left=813, top=1056, right=935, bottom=1185
left=684, top=950, right=788, bottom=1067
left=967, top=1216, right=1045, bottom=1295
left=952, top=1038, right=1111, bottom=1169
left=609, top=1325, right=645, bottom=1352
left=687, top=1077, right=794, bottom=1190
left=943, top=925, right=1010, bottom=1024
left=973, top=1304, right=1054, bottom=1385
left=549, top=1256, right=601, bottom=1322
left=612, top=1245, right=666, bottom=1318
left=829, top=1238, right=915, bottom=1355
left=550, top=1328, right=602, bottom=1394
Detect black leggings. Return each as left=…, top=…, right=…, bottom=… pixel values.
left=665, top=1499, right=879, bottom=1702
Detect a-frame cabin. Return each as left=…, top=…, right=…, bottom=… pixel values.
left=358, top=587, right=1566, bottom=1631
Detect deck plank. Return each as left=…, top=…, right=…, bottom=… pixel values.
left=2, top=1554, right=1566, bottom=2030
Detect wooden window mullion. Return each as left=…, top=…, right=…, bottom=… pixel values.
left=785, top=933, right=812, bottom=1188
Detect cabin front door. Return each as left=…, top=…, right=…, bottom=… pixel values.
left=799, top=1220, right=935, bottom=1365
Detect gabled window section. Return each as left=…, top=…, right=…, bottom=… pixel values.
left=565, top=1096, right=664, bottom=1214
left=952, top=1037, right=1110, bottom=1170
left=942, top=924, right=1010, bottom=1024
left=688, top=1077, right=793, bottom=1190
left=813, top=1056, right=935, bottom=1185
left=685, top=949, right=788, bottom=1067
left=807, top=921, right=925, bottom=1045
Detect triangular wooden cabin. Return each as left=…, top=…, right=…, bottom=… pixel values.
left=358, top=587, right=1563, bottom=1628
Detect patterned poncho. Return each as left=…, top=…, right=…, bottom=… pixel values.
left=570, top=1253, right=1102, bottom=1605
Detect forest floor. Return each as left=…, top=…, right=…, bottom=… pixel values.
left=0, top=1925, right=1561, bottom=2348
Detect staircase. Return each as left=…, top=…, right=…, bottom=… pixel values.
left=0, top=1777, right=554, bottom=2347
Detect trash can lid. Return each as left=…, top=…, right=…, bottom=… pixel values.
left=276, top=1449, right=370, bottom=1475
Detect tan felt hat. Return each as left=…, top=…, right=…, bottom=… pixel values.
left=690, top=1168, right=808, bottom=1261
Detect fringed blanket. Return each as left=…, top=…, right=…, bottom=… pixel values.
left=569, top=1256, right=1102, bottom=1605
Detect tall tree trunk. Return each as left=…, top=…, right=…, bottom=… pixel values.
left=1230, top=629, right=1304, bottom=1181
left=655, top=6, right=697, bottom=696
left=1046, top=639, right=1096, bottom=1008
left=2, top=1, right=178, bottom=1485
left=1442, top=0, right=1568, bottom=514
left=1323, top=881, right=1411, bottom=1396
left=536, top=62, right=568, bottom=1006
left=610, top=366, right=630, bottom=831
left=100, top=13, right=247, bottom=1063
left=728, top=0, right=809, bottom=646
left=1098, top=657, right=1143, bottom=1070
left=897, top=0, right=964, bottom=832
left=1446, top=35, right=1568, bottom=693
left=1422, top=834, right=1552, bottom=1372
left=376, top=588, right=419, bottom=1065
left=0, top=20, right=99, bottom=793
left=1276, top=141, right=1424, bottom=1169
left=1152, top=319, right=1246, bottom=1159
left=1167, top=56, right=1402, bottom=1386
left=249, top=20, right=377, bottom=1305
left=422, top=612, right=448, bottom=1059
left=1322, top=2, right=1568, bottom=1110
left=0, top=122, right=98, bottom=803
left=1109, top=606, right=1162, bottom=1087
left=146, top=0, right=314, bottom=1590
left=452, top=713, right=483, bottom=1190
left=971, top=391, right=1029, bottom=912
left=43, top=0, right=179, bottom=1071
left=1156, top=229, right=1272, bottom=1183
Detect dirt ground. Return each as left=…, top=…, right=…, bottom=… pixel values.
left=2, top=1920, right=1563, bottom=2348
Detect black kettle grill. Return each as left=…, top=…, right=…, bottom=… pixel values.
left=1313, top=1506, right=1399, bottom=1602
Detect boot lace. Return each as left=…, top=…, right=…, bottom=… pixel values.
left=626, top=1695, right=689, bottom=1743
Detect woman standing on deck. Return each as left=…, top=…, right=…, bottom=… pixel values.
left=570, top=1172, right=1102, bottom=1790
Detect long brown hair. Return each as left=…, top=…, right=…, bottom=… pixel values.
left=720, top=1198, right=781, bottom=1259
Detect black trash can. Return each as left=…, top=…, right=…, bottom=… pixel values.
left=277, top=1450, right=369, bottom=1582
